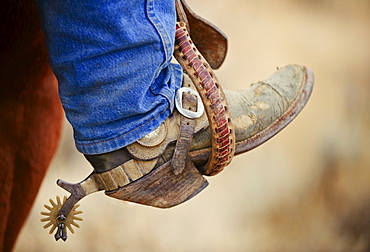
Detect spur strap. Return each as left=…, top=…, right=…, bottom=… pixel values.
left=174, top=21, right=235, bottom=176
left=171, top=91, right=197, bottom=175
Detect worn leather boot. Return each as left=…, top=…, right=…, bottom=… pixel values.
left=80, top=64, right=313, bottom=208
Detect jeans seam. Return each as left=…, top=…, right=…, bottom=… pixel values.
left=146, top=0, right=171, bottom=64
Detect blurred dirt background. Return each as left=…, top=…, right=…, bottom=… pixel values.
left=14, top=0, right=369, bottom=251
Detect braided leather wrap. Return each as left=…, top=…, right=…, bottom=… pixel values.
left=174, top=21, right=235, bottom=176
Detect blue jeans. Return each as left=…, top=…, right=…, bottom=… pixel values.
left=36, top=0, right=183, bottom=154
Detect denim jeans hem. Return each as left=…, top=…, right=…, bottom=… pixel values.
left=75, top=108, right=172, bottom=154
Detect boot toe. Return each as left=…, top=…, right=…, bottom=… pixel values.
left=190, top=64, right=314, bottom=154
left=230, top=64, right=314, bottom=154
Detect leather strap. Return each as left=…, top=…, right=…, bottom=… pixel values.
left=171, top=92, right=197, bottom=175
left=175, top=0, right=189, bottom=31
left=174, top=22, right=235, bottom=176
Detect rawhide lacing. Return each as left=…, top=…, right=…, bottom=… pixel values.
left=174, top=21, right=235, bottom=176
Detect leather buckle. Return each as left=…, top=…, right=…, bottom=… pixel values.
left=175, top=87, right=204, bottom=119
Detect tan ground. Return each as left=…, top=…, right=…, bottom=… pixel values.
left=15, top=0, right=370, bottom=251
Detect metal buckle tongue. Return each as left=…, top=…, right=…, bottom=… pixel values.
left=175, top=87, right=204, bottom=119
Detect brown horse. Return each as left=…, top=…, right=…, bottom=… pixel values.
left=0, top=1, right=63, bottom=251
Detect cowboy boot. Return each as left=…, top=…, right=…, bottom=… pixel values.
left=95, top=63, right=314, bottom=205
left=42, top=63, right=313, bottom=241
left=67, top=63, right=314, bottom=209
